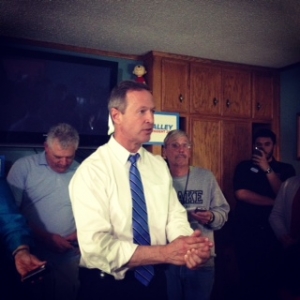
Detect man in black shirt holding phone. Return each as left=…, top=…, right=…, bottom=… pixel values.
left=233, top=128, right=296, bottom=300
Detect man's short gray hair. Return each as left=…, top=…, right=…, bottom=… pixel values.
left=46, top=123, right=79, bottom=149
left=108, top=80, right=151, bottom=115
left=163, top=129, right=190, bottom=147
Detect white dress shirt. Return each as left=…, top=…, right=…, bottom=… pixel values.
left=269, top=175, right=300, bottom=240
left=69, top=136, right=192, bottom=279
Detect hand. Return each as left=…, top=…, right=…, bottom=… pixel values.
left=65, top=232, right=80, bottom=254
left=190, top=210, right=214, bottom=225
left=65, top=231, right=78, bottom=246
left=184, top=248, right=203, bottom=269
left=184, top=230, right=212, bottom=269
left=166, top=230, right=213, bottom=266
left=14, top=249, right=46, bottom=280
left=45, top=233, right=75, bottom=253
left=252, top=150, right=269, bottom=171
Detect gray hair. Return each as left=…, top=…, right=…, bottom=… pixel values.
left=163, top=129, right=190, bottom=147
left=108, top=80, right=151, bottom=115
left=46, top=123, right=79, bottom=149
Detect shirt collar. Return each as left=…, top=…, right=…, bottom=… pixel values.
left=38, top=151, right=48, bottom=166
left=108, top=136, right=144, bottom=165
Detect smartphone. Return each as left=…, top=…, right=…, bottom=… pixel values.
left=22, top=264, right=48, bottom=283
left=194, top=207, right=207, bottom=213
left=253, top=147, right=263, bottom=157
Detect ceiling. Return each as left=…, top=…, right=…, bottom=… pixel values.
left=1, top=0, right=300, bottom=68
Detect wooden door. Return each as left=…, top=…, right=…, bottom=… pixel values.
left=190, top=118, right=221, bottom=184
left=222, top=68, right=251, bottom=118
left=252, top=71, right=274, bottom=120
left=221, top=120, right=252, bottom=209
left=161, top=58, right=189, bottom=112
left=190, top=63, right=222, bottom=116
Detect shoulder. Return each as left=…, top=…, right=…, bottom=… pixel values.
left=234, top=160, right=252, bottom=171
left=285, top=175, right=300, bottom=186
left=142, top=149, right=168, bottom=166
left=272, top=160, right=296, bottom=177
left=77, top=146, right=106, bottom=168
left=273, top=160, right=293, bottom=168
left=191, top=166, right=214, bottom=177
left=73, top=143, right=116, bottom=179
left=10, top=153, right=40, bottom=172
left=236, top=159, right=251, bottom=167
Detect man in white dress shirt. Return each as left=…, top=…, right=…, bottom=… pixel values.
left=69, top=80, right=213, bottom=300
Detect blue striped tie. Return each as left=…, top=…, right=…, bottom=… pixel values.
left=129, top=154, right=154, bottom=286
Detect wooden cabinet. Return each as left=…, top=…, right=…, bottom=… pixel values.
left=162, top=59, right=252, bottom=118
left=190, top=63, right=222, bottom=116
left=161, top=58, right=189, bottom=112
left=252, top=70, right=275, bottom=120
left=222, top=68, right=251, bottom=118
left=144, top=51, right=278, bottom=125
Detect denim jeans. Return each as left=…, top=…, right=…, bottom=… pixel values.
left=165, top=264, right=214, bottom=300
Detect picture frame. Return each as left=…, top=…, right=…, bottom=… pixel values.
left=145, top=112, right=180, bottom=145
left=298, top=113, right=300, bottom=159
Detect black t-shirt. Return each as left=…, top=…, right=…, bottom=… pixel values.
left=233, top=159, right=296, bottom=227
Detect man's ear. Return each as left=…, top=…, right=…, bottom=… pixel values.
left=111, top=108, right=122, bottom=125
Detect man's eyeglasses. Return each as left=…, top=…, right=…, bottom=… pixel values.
left=167, top=143, right=192, bottom=150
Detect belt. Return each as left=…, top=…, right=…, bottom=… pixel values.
left=79, top=264, right=167, bottom=280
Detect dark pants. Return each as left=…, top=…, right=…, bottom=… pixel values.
left=234, top=222, right=281, bottom=300
left=77, top=266, right=168, bottom=300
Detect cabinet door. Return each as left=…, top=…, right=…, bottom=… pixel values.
left=190, top=63, right=222, bottom=115
left=222, top=69, right=251, bottom=118
left=252, top=71, right=274, bottom=120
left=221, top=120, right=252, bottom=209
left=161, top=58, right=189, bottom=112
left=190, top=118, right=221, bottom=184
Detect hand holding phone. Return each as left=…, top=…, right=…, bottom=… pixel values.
left=194, top=207, right=207, bottom=213
left=253, top=147, right=263, bottom=157
left=22, top=264, right=48, bottom=283
left=186, top=207, right=207, bottom=213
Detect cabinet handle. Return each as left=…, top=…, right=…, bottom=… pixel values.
left=256, top=102, right=261, bottom=110
left=226, top=99, right=231, bottom=108
left=213, top=98, right=219, bottom=106
left=179, top=94, right=184, bottom=103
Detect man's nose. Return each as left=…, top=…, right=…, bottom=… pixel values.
left=59, top=158, right=68, bottom=166
left=178, top=146, right=185, bottom=152
left=146, top=111, right=154, bottom=124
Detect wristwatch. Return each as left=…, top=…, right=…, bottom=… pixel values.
left=265, top=167, right=273, bottom=174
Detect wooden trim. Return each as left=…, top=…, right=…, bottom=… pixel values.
left=0, top=36, right=141, bottom=61
left=147, top=50, right=279, bottom=71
